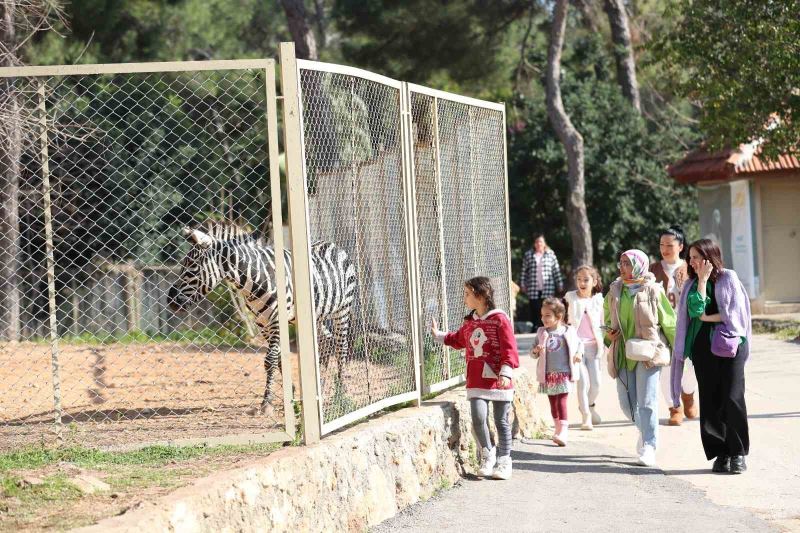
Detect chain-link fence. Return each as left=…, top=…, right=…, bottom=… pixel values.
left=286, top=58, right=511, bottom=432
left=408, top=85, right=511, bottom=394
left=0, top=60, right=296, bottom=450
left=1, top=49, right=511, bottom=448
left=294, top=62, right=420, bottom=433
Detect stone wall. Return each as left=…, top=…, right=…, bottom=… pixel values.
left=74, top=359, right=544, bottom=533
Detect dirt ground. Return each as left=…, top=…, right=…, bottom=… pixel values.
left=0, top=341, right=297, bottom=451
left=0, top=340, right=413, bottom=451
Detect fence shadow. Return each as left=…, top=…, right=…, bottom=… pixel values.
left=511, top=448, right=660, bottom=475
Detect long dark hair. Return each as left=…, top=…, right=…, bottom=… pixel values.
left=687, top=238, right=724, bottom=283
left=660, top=225, right=687, bottom=259
left=574, top=265, right=603, bottom=295
left=464, top=276, right=496, bottom=318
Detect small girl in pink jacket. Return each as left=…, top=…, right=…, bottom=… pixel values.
left=531, top=297, right=583, bottom=446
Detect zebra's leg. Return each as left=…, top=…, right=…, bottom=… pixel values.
left=331, top=309, right=351, bottom=386
left=260, top=330, right=281, bottom=414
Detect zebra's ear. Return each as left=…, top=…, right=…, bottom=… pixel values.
left=184, top=227, right=214, bottom=248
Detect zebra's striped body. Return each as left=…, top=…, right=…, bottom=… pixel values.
left=168, top=222, right=356, bottom=410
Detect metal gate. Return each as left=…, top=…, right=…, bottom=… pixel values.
left=0, top=59, right=295, bottom=449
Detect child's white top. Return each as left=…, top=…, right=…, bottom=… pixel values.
left=564, top=290, right=605, bottom=349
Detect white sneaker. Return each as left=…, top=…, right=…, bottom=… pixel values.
left=636, top=434, right=644, bottom=456
left=638, top=444, right=657, bottom=467
left=581, top=413, right=593, bottom=431
left=590, top=405, right=602, bottom=425
left=553, top=421, right=569, bottom=446
left=478, top=446, right=497, bottom=477
left=492, top=455, right=512, bottom=480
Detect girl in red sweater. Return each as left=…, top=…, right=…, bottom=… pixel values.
left=431, top=276, right=520, bottom=480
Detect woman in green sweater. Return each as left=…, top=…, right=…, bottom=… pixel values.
left=605, top=249, right=676, bottom=467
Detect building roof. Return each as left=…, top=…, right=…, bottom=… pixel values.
left=668, top=142, right=800, bottom=184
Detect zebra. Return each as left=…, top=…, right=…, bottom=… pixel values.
left=167, top=221, right=357, bottom=412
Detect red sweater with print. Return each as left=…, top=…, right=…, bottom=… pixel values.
left=443, top=310, right=519, bottom=400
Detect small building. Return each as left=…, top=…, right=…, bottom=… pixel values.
left=669, top=145, right=800, bottom=314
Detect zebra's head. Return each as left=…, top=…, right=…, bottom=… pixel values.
left=167, top=226, right=219, bottom=312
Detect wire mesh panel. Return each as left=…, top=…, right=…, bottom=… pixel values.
left=409, top=86, right=511, bottom=393
left=0, top=61, right=295, bottom=450
left=295, top=61, right=419, bottom=432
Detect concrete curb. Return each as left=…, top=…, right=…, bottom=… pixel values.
left=72, top=360, right=544, bottom=533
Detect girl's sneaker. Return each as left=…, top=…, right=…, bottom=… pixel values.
left=590, top=404, right=602, bottom=425
left=581, top=413, right=593, bottom=431
left=478, top=447, right=497, bottom=477
left=551, top=420, right=561, bottom=443
left=553, top=420, right=569, bottom=446
left=492, top=455, right=513, bottom=480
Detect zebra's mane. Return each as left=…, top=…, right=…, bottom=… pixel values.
left=196, top=220, right=263, bottom=245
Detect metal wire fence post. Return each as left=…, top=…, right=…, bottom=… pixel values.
left=265, top=62, right=296, bottom=441
left=399, top=83, right=423, bottom=406
left=37, top=80, right=64, bottom=444
left=280, top=42, right=322, bottom=445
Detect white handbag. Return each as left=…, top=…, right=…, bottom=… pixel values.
left=624, top=338, right=657, bottom=362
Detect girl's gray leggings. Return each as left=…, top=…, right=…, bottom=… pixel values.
left=470, top=398, right=513, bottom=457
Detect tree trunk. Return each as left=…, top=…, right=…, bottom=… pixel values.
left=280, top=0, right=318, bottom=60
left=604, top=0, right=641, bottom=113
left=546, top=0, right=593, bottom=270
left=573, top=0, right=599, bottom=33
left=0, top=0, right=22, bottom=341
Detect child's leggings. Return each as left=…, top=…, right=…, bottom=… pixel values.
left=470, top=398, right=512, bottom=457
left=548, top=393, right=568, bottom=421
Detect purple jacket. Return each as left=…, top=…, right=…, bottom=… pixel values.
left=671, top=269, right=752, bottom=407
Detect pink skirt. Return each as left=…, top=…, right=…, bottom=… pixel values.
left=539, top=371, right=571, bottom=395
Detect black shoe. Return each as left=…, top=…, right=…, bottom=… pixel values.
left=729, top=455, right=747, bottom=474
left=712, top=455, right=730, bottom=473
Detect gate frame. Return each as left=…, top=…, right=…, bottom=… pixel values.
left=0, top=58, right=297, bottom=447
left=406, top=83, right=513, bottom=395
left=282, top=46, right=424, bottom=438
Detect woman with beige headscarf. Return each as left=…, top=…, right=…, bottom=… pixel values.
left=604, top=249, right=676, bottom=467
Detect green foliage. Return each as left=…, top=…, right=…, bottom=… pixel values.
left=26, top=0, right=287, bottom=64
left=509, top=34, right=699, bottom=282
left=327, top=377, right=357, bottom=416
left=0, top=473, right=82, bottom=503
left=15, top=0, right=712, bottom=290
left=652, top=0, right=800, bottom=159
left=332, top=0, right=536, bottom=95
left=0, top=443, right=279, bottom=472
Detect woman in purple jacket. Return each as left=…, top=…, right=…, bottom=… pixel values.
left=672, top=239, right=751, bottom=474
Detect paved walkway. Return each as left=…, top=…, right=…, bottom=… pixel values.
left=374, top=334, right=800, bottom=532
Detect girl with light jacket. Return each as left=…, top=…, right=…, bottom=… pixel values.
left=564, top=265, right=605, bottom=430
left=531, top=298, right=583, bottom=446
left=604, top=249, right=676, bottom=467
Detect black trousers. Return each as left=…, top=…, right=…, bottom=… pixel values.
left=529, top=296, right=544, bottom=329
left=692, top=328, right=750, bottom=460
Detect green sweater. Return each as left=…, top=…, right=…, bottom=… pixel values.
left=684, top=280, right=713, bottom=360
left=604, top=285, right=677, bottom=372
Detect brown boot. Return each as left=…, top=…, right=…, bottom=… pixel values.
left=682, top=392, right=699, bottom=419
left=668, top=406, right=684, bottom=426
